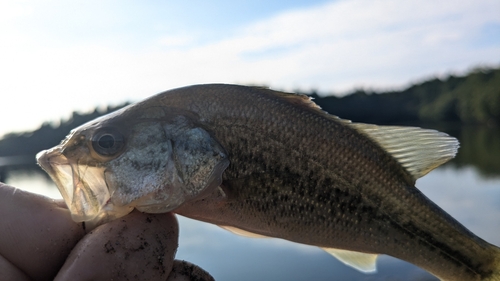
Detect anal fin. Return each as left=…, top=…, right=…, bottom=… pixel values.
left=322, top=248, right=378, bottom=273
left=219, top=225, right=269, bottom=238
left=220, top=225, right=379, bottom=274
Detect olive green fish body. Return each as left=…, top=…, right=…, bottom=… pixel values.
left=37, top=84, right=500, bottom=281
left=146, top=85, right=500, bottom=280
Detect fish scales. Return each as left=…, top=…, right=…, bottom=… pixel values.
left=153, top=85, right=498, bottom=280
left=36, top=84, right=500, bottom=281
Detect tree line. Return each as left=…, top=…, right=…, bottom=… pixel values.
left=0, top=104, right=128, bottom=159
left=306, top=67, right=500, bottom=125
left=0, top=67, right=498, bottom=176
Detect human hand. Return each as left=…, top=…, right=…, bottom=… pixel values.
left=0, top=182, right=214, bottom=281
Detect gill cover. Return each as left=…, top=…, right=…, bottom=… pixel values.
left=37, top=114, right=229, bottom=226
left=104, top=116, right=229, bottom=215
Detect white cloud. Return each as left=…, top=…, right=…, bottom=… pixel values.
left=0, top=2, right=33, bottom=22
left=0, top=0, right=499, bottom=137
left=134, top=0, right=499, bottom=93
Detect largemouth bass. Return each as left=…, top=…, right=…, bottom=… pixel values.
left=37, top=84, right=500, bottom=280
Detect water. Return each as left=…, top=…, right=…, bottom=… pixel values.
left=2, top=126, right=500, bottom=281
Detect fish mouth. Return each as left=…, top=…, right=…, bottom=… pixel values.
left=36, top=147, right=133, bottom=226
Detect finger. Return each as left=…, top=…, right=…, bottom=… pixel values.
left=166, top=260, right=215, bottom=281
left=55, top=211, right=179, bottom=281
left=0, top=183, right=85, bottom=280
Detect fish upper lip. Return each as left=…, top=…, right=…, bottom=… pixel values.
left=36, top=147, right=69, bottom=172
left=36, top=146, right=133, bottom=225
left=36, top=148, right=73, bottom=202
left=37, top=146, right=66, bottom=162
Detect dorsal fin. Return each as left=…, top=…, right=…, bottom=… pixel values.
left=350, top=123, right=459, bottom=180
left=263, top=89, right=352, bottom=124
left=322, top=248, right=378, bottom=273
left=262, top=89, right=460, bottom=180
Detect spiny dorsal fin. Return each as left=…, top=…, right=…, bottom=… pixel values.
left=350, top=123, right=459, bottom=180
left=272, top=90, right=323, bottom=110
left=263, top=89, right=352, bottom=124
left=322, top=248, right=378, bottom=273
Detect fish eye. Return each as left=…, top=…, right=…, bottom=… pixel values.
left=91, top=128, right=125, bottom=156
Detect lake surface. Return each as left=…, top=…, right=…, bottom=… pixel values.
left=2, top=125, right=500, bottom=281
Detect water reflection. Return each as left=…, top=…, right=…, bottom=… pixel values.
left=452, top=126, right=500, bottom=178
left=5, top=168, right=61, bottom=199
left=2, top=125, right=500, bottom=280
left=418, top=166, right=500, bottom=246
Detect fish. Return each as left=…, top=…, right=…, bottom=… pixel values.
left=36, top=84, right=500, bottom=281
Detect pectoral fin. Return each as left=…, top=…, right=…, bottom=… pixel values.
left=322, top=248, right=378, bottom=273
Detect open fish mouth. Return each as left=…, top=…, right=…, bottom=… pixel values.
left=36, top=147, right=133, bottom=225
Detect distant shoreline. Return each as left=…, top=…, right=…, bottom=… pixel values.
left=0, top=155, right=35, bottom=167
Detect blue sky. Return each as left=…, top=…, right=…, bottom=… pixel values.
left=0, top=0, right=499, bottom=137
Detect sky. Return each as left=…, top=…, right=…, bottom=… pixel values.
left=0, top=0, right=499, bottom=137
